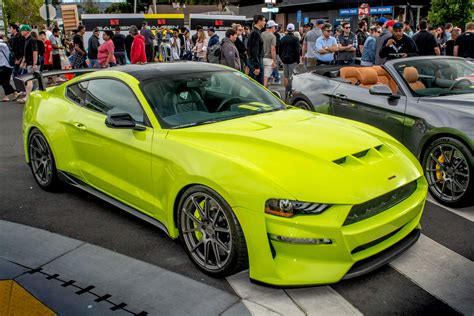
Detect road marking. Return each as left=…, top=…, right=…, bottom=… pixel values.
left=286, top=287, right=362, bottom=316
left=390, top=234, right=474, bottom=315
left=426, top=196, right=474, bottom=222
left=227, top=270, right=362, bottom=316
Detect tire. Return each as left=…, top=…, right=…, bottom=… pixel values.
left=294, top=100, right=313, bottom=111
left=177, top=185, right=248, bottom=277
left=422, top=137, right=473, bottom=206
left=28, top=129, right=60, bottom=191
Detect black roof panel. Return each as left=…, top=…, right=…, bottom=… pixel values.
left=114, top=62, right=227, bottom=81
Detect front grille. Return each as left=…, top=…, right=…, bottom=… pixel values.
left=343, top=181, right=417, bottom=226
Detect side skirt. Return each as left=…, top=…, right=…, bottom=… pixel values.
left=58, top=171, right=171, bottom=237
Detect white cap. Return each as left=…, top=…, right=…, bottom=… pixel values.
left=266, top=20, right=277, bottom=28
left=286, top=23, right=295, bottom=31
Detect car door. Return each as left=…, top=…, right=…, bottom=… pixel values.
left=68, top=78, right=155, bottom=216
left=331, top=82, right=407, bottom=142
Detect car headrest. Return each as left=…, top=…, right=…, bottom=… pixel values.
left=403, top=67, right=419, bottom=83
left=357, top=68, right=378, bottom=85
left=340, top=67, right=360, bottom=79
left=372, top=65, right=388, bottom=76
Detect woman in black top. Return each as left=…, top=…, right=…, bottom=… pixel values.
left=232, top=24, right=249, bottom=74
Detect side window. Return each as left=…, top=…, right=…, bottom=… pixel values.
left=66, top=81, right=88, bottom=106
left=84, top=79, right=146, bottom=124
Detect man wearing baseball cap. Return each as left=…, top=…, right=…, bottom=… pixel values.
left=375, top=19, right=396, bottom=65
left=16, top=25, right=38, bottom=103
left=262, top=20, right=277, bottom=87
left=279, top=23, right=301, bottom=99
left=379, top=22, right=418, bottom=61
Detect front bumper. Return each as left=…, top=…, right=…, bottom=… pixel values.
left=235, top=177, right=427, bottom=286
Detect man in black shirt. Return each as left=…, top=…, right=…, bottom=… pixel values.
left=379, top=22, right=418, bottom=61
left=34, top=32, right=45, bottom=71
left=445, top=29, right=459, bottom=56
left=247, top=15, right=266, bottom=85
left=125, top=29, right=134, bottom=62
left=356, top=20, right=368, bottom=57
left=17, top=25, right=38, bottom=103
left=8, top=24, right=25, bottom=77
left=454, top=22, right=474, bottom=59
left=279, top=23, right=301, bottom=98
left=412, top=20, right=440, bottom=56
left=112, top=26, right=127, bottom=65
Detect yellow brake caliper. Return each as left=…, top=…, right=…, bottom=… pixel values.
left=435, top=154, right=445, bottom=181
left=193, top=201, right=205, bottom=240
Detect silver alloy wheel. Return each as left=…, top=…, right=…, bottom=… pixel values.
left=425, top=144, right=470, bottom=203
left=29, top=133, right=53, bottom=186
left=180, top=192, right=232, bottom=271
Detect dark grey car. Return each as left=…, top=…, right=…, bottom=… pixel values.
left=288, top=56, right=474, bottom=206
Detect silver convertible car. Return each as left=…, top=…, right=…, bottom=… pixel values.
left=288, top=56, right=474, bottom=206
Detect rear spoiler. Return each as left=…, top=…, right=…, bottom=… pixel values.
left=14, top=69, right=97, bottom=92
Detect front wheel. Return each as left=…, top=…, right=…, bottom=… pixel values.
left=294, top=100, right=313, bottom=111
left=28, top=129, right=60, bottom=191
left=422, top=137, right=473, bottom=206
left=177, top=185, right=248, bottom=277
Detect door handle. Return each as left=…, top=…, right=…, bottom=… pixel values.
left=335, top=93, right=348, bottom=100
left=73, top=122, right=87, bottom=131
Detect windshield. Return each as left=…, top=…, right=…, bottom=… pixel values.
left=393, top=58, right=474, bottom=97
left=141, top=71, right=285, bottom=128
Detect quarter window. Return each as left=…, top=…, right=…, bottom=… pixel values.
left=66, top=81, right=88, bottom=106
left=84, top=79, right=146, bottom=124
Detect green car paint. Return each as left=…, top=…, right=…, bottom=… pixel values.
left=22, top=69, right=427, bottom=286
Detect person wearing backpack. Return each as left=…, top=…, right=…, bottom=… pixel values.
left=206, top=27, right=220, bottom=63
left=0, top=34, right=20, bottom=102
left=220, top=29, right=241, bottom=70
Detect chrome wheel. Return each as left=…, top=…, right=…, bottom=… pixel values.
left=425, top=143, right=470, bottom=203
left=180, top=192, right=232, bottom=272
left=29, top=133, right=54, bottom=187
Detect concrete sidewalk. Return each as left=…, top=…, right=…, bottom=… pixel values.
left=0, top=220, right=250, bottom=315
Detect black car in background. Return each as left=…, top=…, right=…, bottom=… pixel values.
left=288, top=57, right=474, bottom=206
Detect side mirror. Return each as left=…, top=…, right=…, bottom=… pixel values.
left=369, top=84, right=400, bottom=99
left=105, top=111, right=145, bottom=131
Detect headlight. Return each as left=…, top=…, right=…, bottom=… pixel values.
left=265, top=199, right=331, bottom=217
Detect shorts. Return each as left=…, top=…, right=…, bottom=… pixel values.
left=52, top=54, right=61, bottom=70
left=263, top=58, right=273, bottom=78
left=283, top=63, right=297, bottom=78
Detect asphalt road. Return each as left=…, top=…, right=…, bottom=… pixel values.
left=1, top=97, right=473, bottom=314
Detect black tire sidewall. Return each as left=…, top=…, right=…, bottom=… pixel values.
left=28, top=129, right=59, bottom=191
left=422, top=137, right=473, bottom=205
left=177, top=185, right=246, bottom=277
left=294, top=100, right=313, bottom=111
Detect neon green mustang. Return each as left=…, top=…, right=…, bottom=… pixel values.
left=22, top=63, right=427, bottom=286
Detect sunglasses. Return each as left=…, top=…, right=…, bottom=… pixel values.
left=238, top=29, right=244, bottom=31
left=324, top=29, right=332, bottom=32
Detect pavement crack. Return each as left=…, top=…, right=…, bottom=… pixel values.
left=218, top=298, right=242, bottom=315
left=38, top=241, right=87, bottom=268
left=283, top=289, right=308, bottom=316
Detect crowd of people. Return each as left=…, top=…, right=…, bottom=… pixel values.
left=0, top=16, right=473, bottom=104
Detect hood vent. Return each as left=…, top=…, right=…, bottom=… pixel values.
left=332, top=145, right=385, bottom=166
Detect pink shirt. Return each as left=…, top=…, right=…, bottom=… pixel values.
left=98, top=39, right=116, bottom=67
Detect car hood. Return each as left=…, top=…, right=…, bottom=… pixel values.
left=421, top=94, right=474, bottom=115
left=167, top=109, right=422, bottom=204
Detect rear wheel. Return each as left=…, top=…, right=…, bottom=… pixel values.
left=294, top=100, right=313, bottom=111
left=28, top=129, right=60, bottom=191
left=177, top=185, right=248, bottom=277
left=422, top=137, right=473, bottom=206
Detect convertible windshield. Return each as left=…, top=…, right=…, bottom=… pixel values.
left=141, top=71, right=285, bottom=128
left=393, top=58, right=474, bottom=97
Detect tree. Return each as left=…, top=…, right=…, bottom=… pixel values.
left=428, top=0, right=471, bottom=29
left=106, top=3, right=133, bottom=13
left=126, top=0, right=150, bottom=13
left=84, top=0, right=100, bottom=14
left=3, top=0, right=43, bottom=27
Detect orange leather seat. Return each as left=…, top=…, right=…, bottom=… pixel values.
left=403, top=67, right=425, bottom=91
left=356, top=68, right=379, bottom=89
left=340, top=67, right=360, bottom=85
left=372, top=66, right=398, bottom=93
